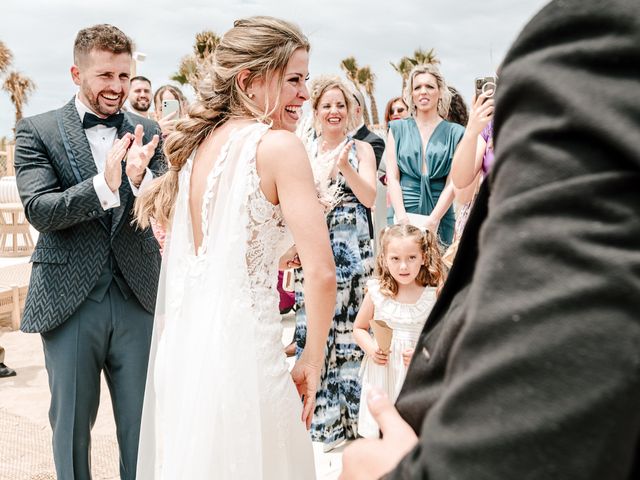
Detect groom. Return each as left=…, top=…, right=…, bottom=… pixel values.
left=14, top=24, right=164, bottom=480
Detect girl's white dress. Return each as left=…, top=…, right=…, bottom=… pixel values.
left=357, top=278, right=437, bottom=438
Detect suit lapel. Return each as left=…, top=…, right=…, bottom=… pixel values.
left=354, top=124, right=368, bottom=141
left=57, top=98, right=111, bottom=232
left=60, top=98, right=99, bottom=181
left=110, top=114, right=136, bottom=237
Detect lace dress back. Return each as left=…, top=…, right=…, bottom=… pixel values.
left=137, top=122, right=315, bottom=479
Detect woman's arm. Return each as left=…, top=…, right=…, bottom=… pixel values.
left=454, top=169, right=483, bottom=205
left=257, top=130, right=336, bottom=427
left=450, top=95, right=493, bottom=189
left=426, top=179, right=453, bottom=233
left=337, top=140, right=377, bottom=208
left=385, top=129, right=408, bottom=222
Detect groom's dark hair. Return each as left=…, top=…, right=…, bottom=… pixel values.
left=73, top=24, right=134, bottom=66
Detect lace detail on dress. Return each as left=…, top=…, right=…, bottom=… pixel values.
left=241, top=123, right=297, bottom=453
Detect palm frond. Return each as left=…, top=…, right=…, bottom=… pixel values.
left=0, top=40, right=13, bottom=74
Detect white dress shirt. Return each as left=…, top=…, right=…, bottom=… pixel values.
left=75, top=95, right=154, bottom=210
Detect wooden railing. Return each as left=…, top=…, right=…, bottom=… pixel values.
left=0, top=139, right=16, bottom=177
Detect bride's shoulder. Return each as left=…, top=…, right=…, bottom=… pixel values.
left=257, top=130, right=308, bottom=169
left=260, top=129, right=304, bottom=151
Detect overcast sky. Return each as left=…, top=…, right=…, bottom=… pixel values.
left=0, top=0, right=549, bottom=138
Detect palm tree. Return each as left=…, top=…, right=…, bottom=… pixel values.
left=390, top=56, right=413, bottom=92
left=171, top=55, right=198, bottom=86
left=391, top=49, right=440, bottom=93
left=193, top=30, right=220, bottom=60
left=340, top=56, right=360, bottom=91
left=0, top=40, right=13, bottom=75
left=410, top=48, right=439, bottom=67
left=340, top=56, right=372, bottom=125
left=357, top=66, right=379, bottom=126
left=172, top=30, right=220, bottom=94
left=2, top=71, right=36, bottom=126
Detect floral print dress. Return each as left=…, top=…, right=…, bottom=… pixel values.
left=294, top=139, right=375, bottom=446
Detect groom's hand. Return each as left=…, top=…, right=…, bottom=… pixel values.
left=105, top=133, right=133, bottom=192
left=339, top=389, right=418, bottom=479
left=126, top=124, right=160, bottom=187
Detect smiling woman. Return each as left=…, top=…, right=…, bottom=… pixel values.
left=292, top=75, right=377, bottom=451
left=134, top=16, right=337, bottom=480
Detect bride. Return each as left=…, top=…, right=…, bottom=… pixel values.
left=133, top=17, right=336, bottom=479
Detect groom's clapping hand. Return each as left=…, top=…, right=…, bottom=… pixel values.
left=104, top=133, right=133, bottom=192
left=126, top=124, right=160, bottom=188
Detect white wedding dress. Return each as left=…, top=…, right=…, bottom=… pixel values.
left=136, top=122, right=316, bottom=479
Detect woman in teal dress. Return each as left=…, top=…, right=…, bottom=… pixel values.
left=386, top=63, right=465, bottom=247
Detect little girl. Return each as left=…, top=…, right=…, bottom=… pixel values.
left=353, top=224, right=444, bottom=438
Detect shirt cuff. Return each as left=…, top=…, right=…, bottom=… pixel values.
left=93, top=173, right=120, bottom=210
left=129, top=168, right=154, bottom=197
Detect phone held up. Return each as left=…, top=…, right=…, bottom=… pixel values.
left=161, top=99, right=180, bottom=119
left=475, top=76, right=498, bottom=102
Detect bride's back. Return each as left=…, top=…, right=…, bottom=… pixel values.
left=189, top=119, right=257, bottom=252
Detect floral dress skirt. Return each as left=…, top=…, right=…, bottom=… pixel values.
left=294, top=198, right=374, bottom=445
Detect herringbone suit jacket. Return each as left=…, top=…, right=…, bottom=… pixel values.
left=386, top=0, right=640, bottom=478
left=14, top=98, right=165, bottom=333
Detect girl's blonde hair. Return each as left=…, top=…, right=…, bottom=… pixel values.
left=376, top=224, right=445, bottom=297
left=134, top=16, right=310, bottom=228
left=309, top=75, right=357, bottom=134
left=404, top=63, right=452, bottom=119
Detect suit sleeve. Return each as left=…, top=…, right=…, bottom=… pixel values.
left=14, top=117, right=107, bottom=232
left=141, top=120, right=167, bottom=180
left=370, top=135, right=385, bottom=170
left=387, top=0, right=640, bottom=478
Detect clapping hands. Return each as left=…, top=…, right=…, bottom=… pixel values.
left=126, top=124, right=160, bottom=187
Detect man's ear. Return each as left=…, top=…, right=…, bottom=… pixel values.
left=70, top=65, right=81, bottom=87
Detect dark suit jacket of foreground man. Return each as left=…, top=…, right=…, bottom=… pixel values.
left=388, top=0, right=640, bottom=478
left=14, top=97, right=164, bottom=480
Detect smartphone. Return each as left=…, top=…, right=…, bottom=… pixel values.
left=161, top=99, right=180, bottom=118
left=282, top=268, right=295, bottom=292
left=475, top=76, right=498, bottom=101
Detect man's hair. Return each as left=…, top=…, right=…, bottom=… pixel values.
left=130, top=76, right=152, bottom=87
left=74, top=24, right=134, bottom=65
left=352, top=89, right=365, bottom=110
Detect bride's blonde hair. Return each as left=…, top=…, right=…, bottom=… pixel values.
left=135, top=16, right=310, bottom=228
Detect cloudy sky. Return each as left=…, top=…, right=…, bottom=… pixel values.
left=0, top=0, right=549, bottom=138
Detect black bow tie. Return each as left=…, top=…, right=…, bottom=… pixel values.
left=82, top=112, right=124, bottom=130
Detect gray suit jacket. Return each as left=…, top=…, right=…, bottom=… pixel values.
left=389, top=0, right=640, bottom=478
left=14, top=98, right=166, bottom=333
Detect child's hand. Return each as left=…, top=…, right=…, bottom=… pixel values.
left=402, top=348, right=415, bottom=367
left=371, top=348, right=389, bottom=366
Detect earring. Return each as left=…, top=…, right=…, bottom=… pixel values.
left=248, top=93, right=255, bottom=99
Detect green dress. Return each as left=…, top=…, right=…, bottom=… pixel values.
left=389, top=117, right=464, bottom=246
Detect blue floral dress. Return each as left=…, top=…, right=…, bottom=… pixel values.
left=294, top=139, right=375, bottom=446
